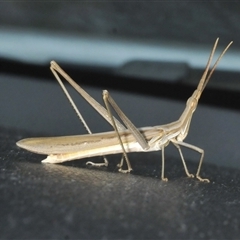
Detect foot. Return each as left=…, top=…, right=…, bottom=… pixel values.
left=161, top=177, right=168, bottom=182
left=118, top=168, right=132, bottom=173
left=187, top=173, right=195, bottom=178
left=196, top=175, right=210, bottom=183
left=86, top=161, right=108, bottom=167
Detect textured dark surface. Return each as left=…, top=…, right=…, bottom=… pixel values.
left=1, top=126, right=240, bottom=239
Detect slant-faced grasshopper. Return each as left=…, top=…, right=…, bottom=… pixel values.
left=17, top=38, right=232, bottom=182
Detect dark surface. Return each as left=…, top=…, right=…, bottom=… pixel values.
left=1, top=126, right=240, bottom=239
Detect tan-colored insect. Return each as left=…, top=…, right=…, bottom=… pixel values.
left=16, top=38, right=232, bottom=182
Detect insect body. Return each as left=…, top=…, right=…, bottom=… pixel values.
left=17, top=38, right=232, bottom=182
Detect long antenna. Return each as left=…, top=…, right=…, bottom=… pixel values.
left=197, top=39, right=233, bottom=93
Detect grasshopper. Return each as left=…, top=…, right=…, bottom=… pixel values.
left=17, top=38, right=232, bottom=182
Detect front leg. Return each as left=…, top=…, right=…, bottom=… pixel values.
left=170, top=139, right=209, bottom=182
left=195, top=151, right=210, bottom=183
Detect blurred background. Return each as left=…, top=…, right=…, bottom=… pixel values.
left=1, top=2, right=240, bottom=168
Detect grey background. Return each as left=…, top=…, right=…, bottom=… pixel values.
left=0, top=2, right=239, bottom=45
